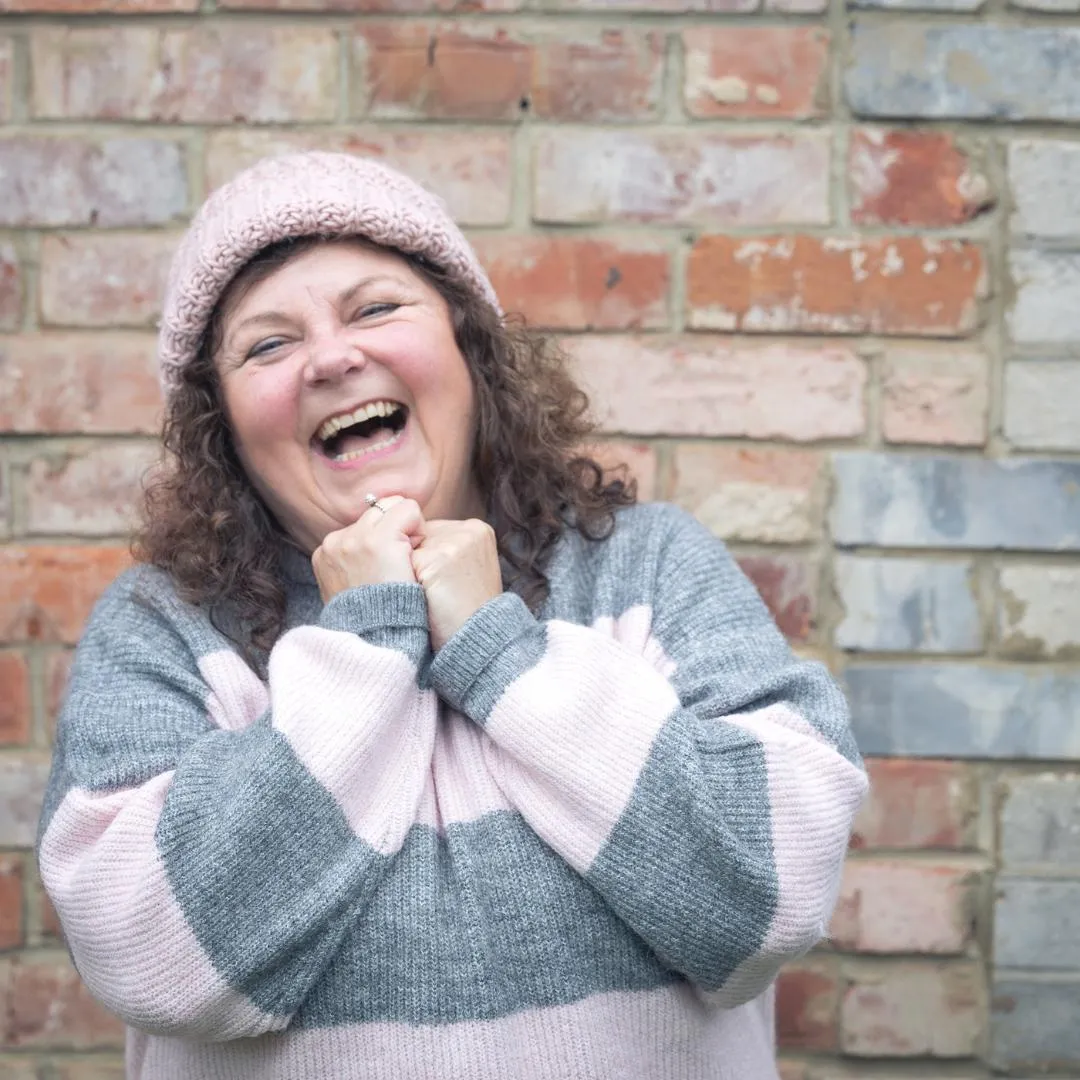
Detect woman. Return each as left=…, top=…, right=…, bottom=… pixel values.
left=37, top=151, right=867, bottom=1080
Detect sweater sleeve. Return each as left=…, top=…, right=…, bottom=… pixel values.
left=36, top=569, right=436, bottom=1041
left=428, top=507, right=867, bottom=1008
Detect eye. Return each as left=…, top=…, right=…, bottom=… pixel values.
left=246, top=337, right=287, bottom=361
left=352, top=302, right=400, bottom=321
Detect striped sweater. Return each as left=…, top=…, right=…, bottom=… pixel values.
left=38, top=502, right=867, bottom=1080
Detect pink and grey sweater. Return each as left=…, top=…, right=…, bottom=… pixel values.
left=38, top=502, right=867, bottom=1080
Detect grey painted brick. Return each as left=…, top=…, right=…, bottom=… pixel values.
left=846, top=25, right=1080, bottom=121
left=992, top=976, right=1080, bottom=1069
left=1002, top=776, right=1080, bottom=869
left=1005, top=361, right=1080, bottom=452
left=835, top=556, right=981, bottom=654
left=831, top=453, right=1080, bottom=551
left=845, top=665, right=1080, bottom=759
left=999, top=565, right=1080, bottom=659
left=1011, top=0, right=1080, bottom=9
left=1009, top=141, right=1080, bottom=239
left=850, top=0, right=984, bottom=8
left=1009, top=251, right=1080, bottom=345
left=995, top=878, right=1080, bottom=969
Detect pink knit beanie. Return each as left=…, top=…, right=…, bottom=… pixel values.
left=156, top=151, right=501, bottom=401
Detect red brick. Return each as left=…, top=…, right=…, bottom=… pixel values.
left=840, top=961, right=985, bottom=1057
left=534, top=131, right=829, bottom=225
left=776, top=957, right=840, bottom=1050
left=687, top=236, right=986, bottom=336
left=223, top=0, right=520, bottom=8
left=353, top=23, right=531, bottom=121
left=530, top=29, right=663, bottom=120
left=0, top=651, right=31, bottom=745
left=852, top=759, right=978, bottom=851
left=850, top=129, right=994, bottom=228
left=473, top=235, right=670, bottom=330
left=2, top=0, right=193, bottom=11
left=670, top=445, right=823, bottom=544
left=582, top=440, right=657, bottom=501
left=38, top=880, right=63, bottom=943
left=206, top=129, right=512, bottom=228
left=44, top=650, right=74, bottom=744
left=0, top=546, right=130, bottom=645
left=881, top=348, right=989, bottom=447
left=0, top=335, right=161, bottom=434
left=0, top=137, right=187, bottom=228
left=0, top=755, right=51, bottom=847
left=0, top=38, right=12, bottom=121
left=32, top=26, right=337, bottom=123
left=0, top=954, right=124, bottom=1049
left=0, top=856, right=24, bottom=949
left=40, top=233, right=177, bottom=329
left=25, top=442, right=158, bottom=537
left=737, top=555, right=816, bottom=642
left=683, top=28, right=829, bottom=119
left=0, top=243, right=23, bottom=330
left=830, top=860, right=974, bottom=954
left=568, top=337, right=865, bottom=441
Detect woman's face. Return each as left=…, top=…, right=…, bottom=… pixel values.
left=215, top=240, right=482, bottom=552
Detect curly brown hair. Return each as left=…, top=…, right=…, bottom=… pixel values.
left=135, top=237, right=636, bottom=669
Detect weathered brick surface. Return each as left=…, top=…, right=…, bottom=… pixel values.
left=0, top=651, right=31, bottom=746
left=1009, top=140, right=1080, bottom=239
left=737, top=554, right=816, bottom=642
left=2, top=0, right=195, bottom=10
left=998, top=565, right=1080, bottom=659
left=670, top=446, right=823, bottom=544
left=847, top=25, right=1080, bottom=121
left=849, top=129, right=992, bottom=227
left=206, top=130, right=513, bottom=228
left=0, top=857, right=23, bottom=950
left=533, top=131, right=830, bottom=225
left=841, top=961, right=985, bottom=1056
left=682, top=28, right=829, bottom=119
left=0, top=38, right=12, bottom=122
left=44, top=650, right=74, bottom=743
left=0, top=138, right=187, bottom=228
left=1004, top=360, right=1080, bottom=451
left=832, top=453, right=1080, bottom=550
left=776, top=957, right=840, bottom=1050
left=831, top=860, right=973, bottom=954
left=32, top=27, right=338, bottom=123
left=0, top=547, right=131, bottom=645
left=0, top=336, right=161, bottom=435
left=687, top=236, right=985, bottom=335
left=1009, top=251, right=1080, bottom=344
left=24, top=443, right=158, bottom=537
left=834, top=556, right=981, bottom=654
left=0, top=243, right=21, bottom=332
left=1001, top=775, right=1080, bottom=870
left=570, top=337, right=864, bottom=441
left=846, top=664, right=1080, bottom=759
left=992, top=976, right=1080, bottom=1069
left=852, top=759, right=978, bottom=851
left=40, top=234, right=177, bottom=329
left=472, top=235, right=670, bottom=330
left=880, top=349, right=988, bottom=446
left=995, top=878, right=1080, bottom=970
left=0, top=757, right=51, bottom=847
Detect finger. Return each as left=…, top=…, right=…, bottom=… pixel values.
left=375, top=497, right=426, bottom=540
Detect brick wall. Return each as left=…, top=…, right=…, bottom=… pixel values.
left=0, top=0, right=1078, bottom=1075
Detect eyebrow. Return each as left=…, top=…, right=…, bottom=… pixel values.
left=225, top=274, right=406, bottom=347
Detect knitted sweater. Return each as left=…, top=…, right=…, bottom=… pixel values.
left=38, top=502, right=867, bottom=1080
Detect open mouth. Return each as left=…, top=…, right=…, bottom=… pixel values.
left=314, top=400, right=408, bottom=462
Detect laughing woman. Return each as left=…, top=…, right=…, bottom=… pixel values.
left=37, top=152, right=867, bottom=1080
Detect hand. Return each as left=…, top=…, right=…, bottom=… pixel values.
left=411, top=519, right=503, bottom=651
left=312, top=496, right=426, bottom=604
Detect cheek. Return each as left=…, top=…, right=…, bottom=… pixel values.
left=224, top=371, right=299, bottom=457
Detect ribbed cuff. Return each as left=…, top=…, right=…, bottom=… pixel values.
left=428, top=592, right=545, bottom=724
left=319, top=584, right=430, bottom=668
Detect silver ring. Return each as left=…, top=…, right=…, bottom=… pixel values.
left=364, top=493, right=387, bottom=515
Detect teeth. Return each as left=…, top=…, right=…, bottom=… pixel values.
left=317, top=400, right=401, bottom=443
left=331, top=427, right=404, bottom=462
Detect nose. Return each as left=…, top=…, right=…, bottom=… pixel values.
left=304, top=328, right=366, bottom=385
